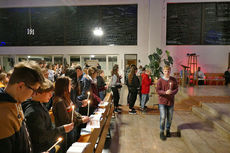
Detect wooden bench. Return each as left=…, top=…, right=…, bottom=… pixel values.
left=78, top=92, right=113, bottom=153
left=174, top=72, right=225, bottom=86
left=49, top=92, right=113, bottom=153
left=204, top=73, right=225, bottom=85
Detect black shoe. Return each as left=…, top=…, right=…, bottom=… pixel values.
left=129, top=110, right=136, bottom=114
left=114, top=108, right=121, bottom=113
left=160, top=132, right=166, bottom=141
left=166, top=130, right=171, bottom=137
left=144, top=106, right=148, bottom=109
left=118, top=104, right=122, bottom=106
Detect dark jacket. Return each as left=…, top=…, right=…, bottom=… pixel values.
left=0, top=88, right=32, bottom=153
left=22, top=100, right=65, bottom=153
left=52, top=97, right=83, bottom=127
left=224, top=71, right=230, bottom=80
left=128, top=74, right=140, bottom=92
left=77, top=74, right=91, bottom=101
left=97, top=76, right=106, bottom=92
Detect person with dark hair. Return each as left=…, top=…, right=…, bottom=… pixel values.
left=127, top=65, right=140, bottom=114
left=65, top=68, right=88, bottom=112
left=0, top=61, right=44, bottom=153
left=97, top=70, right=106, bottom=100
left=224, top=67, right=230, bottom=86
left=97, top=63, right=101, bottom=70
left=111, top=64, right=122, bottom=113
left=75, top=65, right=91, bottom=102
left=22, top=79, right=74, bottom=153
left=156, top=66, right=178, bottom=141
left=52, top=76, right=89, bottom=152
left=194, top=67, right=205, bottom=85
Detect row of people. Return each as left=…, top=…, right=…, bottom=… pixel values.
left=0, top=61, right=108, bottom=153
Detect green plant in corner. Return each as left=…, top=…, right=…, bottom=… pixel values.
left=146, top=48, right=173, bottom=79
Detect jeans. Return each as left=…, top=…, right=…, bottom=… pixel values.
left=139, top=92, right=142, bottom=106
left=99, top=91, right=106, bottom=101
left=159, top=104, right=174, bottom=132
left=141, top=94, right=149, bottom=109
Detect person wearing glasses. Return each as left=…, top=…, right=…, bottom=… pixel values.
left=0, top=61, right=44, bottom=153
left=22, top=79, right=74, bottom=153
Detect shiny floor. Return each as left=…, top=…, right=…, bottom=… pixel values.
left=102, top=85, right=230, bottom=153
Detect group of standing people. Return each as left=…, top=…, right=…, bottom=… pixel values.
left=0, top=61, right=108, bottom=153
left=124, top=64, right=178, bottom=141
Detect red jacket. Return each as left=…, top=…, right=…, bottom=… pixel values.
left=141, top=73, right=152, bottom=94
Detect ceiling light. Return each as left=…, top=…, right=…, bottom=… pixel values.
left=93, top=27, right=103, bottom=36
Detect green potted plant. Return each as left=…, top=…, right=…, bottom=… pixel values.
left=147, top=48, right=173, bottom=80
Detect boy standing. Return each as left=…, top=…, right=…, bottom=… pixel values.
left=0, top=61, right=44, bottom=153
left=156, top=66, right=178, bottom=141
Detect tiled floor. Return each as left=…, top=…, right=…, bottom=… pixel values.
left=102, top=85, right=230, bottom=153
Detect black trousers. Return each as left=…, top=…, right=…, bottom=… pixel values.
left=225, top=78, right=230, bottom=85
left=112, top=87, right=120, bottom=107
left=198, top=80, right=204, bottom=85
left=129, top=90, right=138, bottom=109
left=127, top=87, right=130, bottom=105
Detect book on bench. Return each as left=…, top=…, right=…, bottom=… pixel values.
left=67, top=142, right=90, bottom=153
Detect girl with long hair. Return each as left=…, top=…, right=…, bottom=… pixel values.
left=127, top=65, right=139, bottom=114
left=111, top=64, right=122, bottom=113
left=52, top=76, right=89, bottom=152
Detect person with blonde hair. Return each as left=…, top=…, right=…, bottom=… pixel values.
left=87, top=67, right=102, bottom=108
left=22, top=79, right=74, bottom=153
left=140, top=68, right=152, bottom=112
left=0, top=72, right=9, bottom=88
left=156, top=65, right=178, bottom=141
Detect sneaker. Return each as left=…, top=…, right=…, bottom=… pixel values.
left=140, top=108, right=146, bottom=112
left=160, top=132, right=166, bottom=141
left=118, top=104, right=122, bottom=106
left=114, top=108, right=121, bottom=113
left=144, top=106, right=148, bottom=109
left=129, top=110, right=136, bottom=114
left=166, top=130, right=171, bottom=137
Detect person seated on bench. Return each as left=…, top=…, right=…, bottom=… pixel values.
left=224, top=66, right=230, bottom=86
left=194, top=67, right=205, bottom=85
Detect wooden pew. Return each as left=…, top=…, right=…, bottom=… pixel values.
left=204, top=73, right=225, bottom=85
left=78, top=92, right=113, bottom=153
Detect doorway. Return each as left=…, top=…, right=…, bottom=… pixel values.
left=124, top=54, right=137, bottom=70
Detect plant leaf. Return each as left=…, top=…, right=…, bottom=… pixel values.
left=156, top=48, right=162, bottom=55
left=166, top=50, right=170, bottom=56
